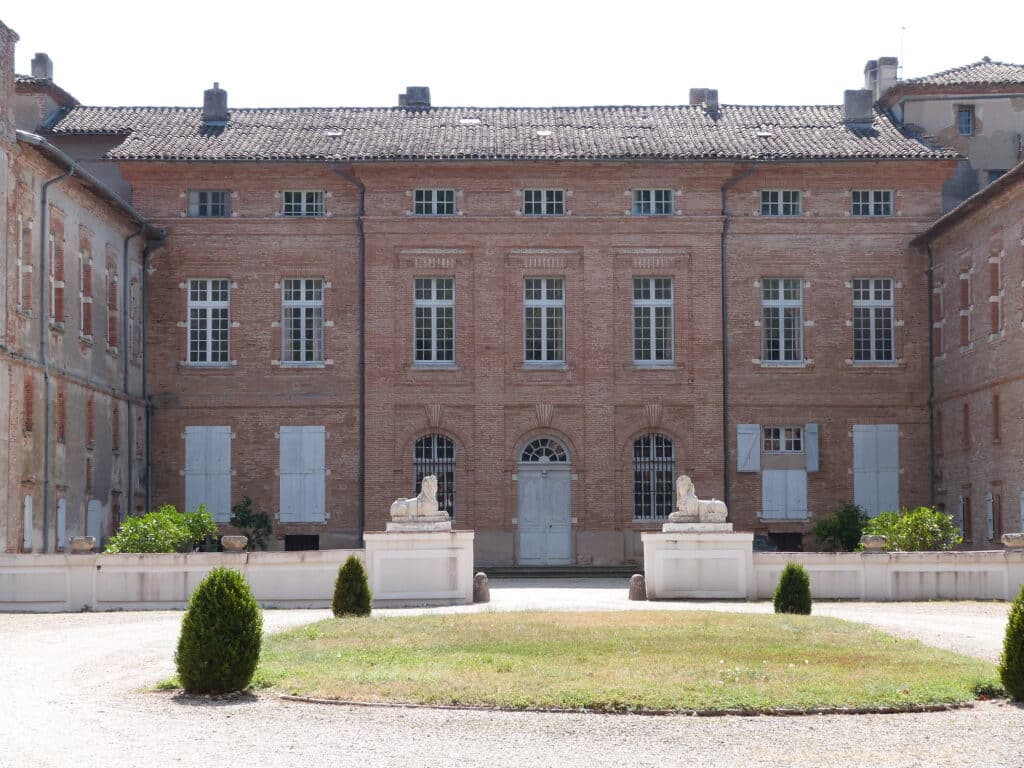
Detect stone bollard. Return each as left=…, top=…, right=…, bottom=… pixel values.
left=628, top=573, right=647, bottom=601
left=860, top=534, right=888, bottom=552
left=69, top=536, right=96, bottom=553
left=473, top=572, right=490, bottom=603
left=221, top=535, right=248, bottom=552
left=1002, top=533, right=1024, bottom=549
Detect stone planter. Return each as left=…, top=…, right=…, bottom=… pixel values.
left=1002, top=533, right=1024, bottom=549
left=860, top=534, right=888, bottom=552
left=221, top=535, right=248, bottom=552
left=69, top=536, right=96, bottom=553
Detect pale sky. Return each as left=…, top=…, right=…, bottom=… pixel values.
left=6, top=0, right=1022, bottom=109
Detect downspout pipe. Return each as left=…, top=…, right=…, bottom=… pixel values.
left=720, top=161, right=759, bottom=512
left=926, top=243, right=936, bottom=507
left=38, top=166, right=73, bottom=552
left=329, top=163, right=366, bottom=547
left=142, top=235, right=167, bottom=515
left=123, top=225, right=145, bottom=524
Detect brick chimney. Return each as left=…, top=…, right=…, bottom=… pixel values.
left=202, top=82, right=228, bottom=125
left=31, top=52, right=52, bottom=79
left=398, top=86, right=431, bottom=110
left=688, top=88, right=719, bottom=113
left=844, top=89, right=874, bottom=124
left=0, top=21, right=19, bottom=145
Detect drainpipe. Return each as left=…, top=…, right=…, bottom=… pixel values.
left=123, top=225, right=144, bottom=523
left=719, top=162, right=759, bottom=512
left=38, top=166, right=74, bottom=552
left=329, top=163, right=366, bottom=547
left=141, top=235, right=167, bottom=514
left=926, top=243, right=936, bottom=507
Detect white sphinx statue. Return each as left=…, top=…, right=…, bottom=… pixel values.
left=389, top=474, right=451, bottom=526
left=667, top=474, right=728, bottom=524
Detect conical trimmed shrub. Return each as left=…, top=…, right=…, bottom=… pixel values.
left=175, top=567, right=263, bottom=694
left=333, top=555, right=372, bottom=617
left=999, top=584, right=1024, bottom=700
left=773, top=562, right=812, bottom=615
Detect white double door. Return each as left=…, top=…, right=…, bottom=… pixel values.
left=517, top=466, right=571, bottom=565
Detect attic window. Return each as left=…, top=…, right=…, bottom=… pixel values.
left=536, top=130, right=552, bottom=137
left=325, top=131, right=344, bottom=137
left=459, top=117, right=481, bottom=125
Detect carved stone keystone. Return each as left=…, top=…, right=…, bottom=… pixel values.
left=473, top=572, right=491, bottom=603
left=860, top=534, right=888, bottom=552
left=221, top=535, right=248, bottom=552
left=628, top=573, right=647, bottom=601
left=1002, top=533, right=1024, bottom=549
left=69, top=536, right=96, bottom=553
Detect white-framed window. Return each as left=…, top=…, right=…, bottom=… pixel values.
left=761, top=278, right=803, bottom=363
left=760, top=190, right=801, bottom=216
left=279, top=425, right=326, bottom=523
left=632, top=189, right=673, bottom=215
left=852, top=190, right=893, bottom=216
left=524, top=277, right=565, bottom=363
left=282, top=278, right=324, bottom=364
left=763, top=426, right=803, bottom=453
left=413, top=189, right=455, bottom=215
left=853, top=278, right=894, bottom=362
left=632, top=433, right=675, bottom=520
left=414, top=277, right=455, bottom=364
left=957, top=106, right=974, bottom=136
left=188, top=279, right=230, bottom=365
left=188, top=190, right=230, bottom=217
left=523, top=189, right=564, bottom=215
left=184, top=426, right=232, bottom=522
left=632, top=277, right=673, bottom=364
left=282, top=190, right=324, bottom=217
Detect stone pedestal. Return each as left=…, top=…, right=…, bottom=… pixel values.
left=642, top=525, right=755, bottom=599
left=364, top=528, right=475, bottom=607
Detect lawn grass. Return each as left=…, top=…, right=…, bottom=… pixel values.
left=255, top=611, right=999, bottom=712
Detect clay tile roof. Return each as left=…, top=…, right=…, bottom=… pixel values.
left=15, top=74, right=80, bottom=108
left=902, top=59, right=1024, bottom=88
left=46, top=103, right=956, bottom=163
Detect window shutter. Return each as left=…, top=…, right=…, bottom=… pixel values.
left=184, top=427, right=207, bottom=515
left=876, top=425, right=899, bottom=515
left=279, top=427, right=304, bottom=523
left=208, top=427, right=232, bottom=522
left=957, top=495, right=966, bottom=536
left=853, top=425, right=879, bottom=516
left=23, top=496, right=33, bottom=551
left=57, top=498, right=67, bottom=549
left=804, top=422, right=819, bottom=472
left=302, top=426, right=326, bottom=523
left=188, top=192, right=199, bottom=217
left=761, top=469, right=785, bottom=519
left=986, top=492, right=995, bottom=540
left=737, top=424, right=760, bottom=472
left=786, top=470, right=808, bottom=519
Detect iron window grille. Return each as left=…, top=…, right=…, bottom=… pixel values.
left=760, top=190, right=801, bottom=216
left=414, top=434, right=455, bottom=518
left=632, top=189, right=674, bottom=215
left=852, top=190, right=893, bottom=216
left=282, top=278, right=324, bottom=363
left=414, top=277, right=455, bottom=363
left=414, top=189, right=455, bottom=215
left=633, top=433, right=675, bottom=520
left=853, top=278, right=894, bottom=362
left=188, top=279, right=230, bottom=364
left=633, top=277, right=673, bottom=364
left=761, top=278, right=803, bottom=363
left=188, top=190, right=230, bottom=217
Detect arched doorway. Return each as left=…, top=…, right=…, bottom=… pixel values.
left=516, top=437, right=571, bottom=565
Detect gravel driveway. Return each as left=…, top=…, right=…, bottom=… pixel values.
left=1, top=579, right=1021, bottom=768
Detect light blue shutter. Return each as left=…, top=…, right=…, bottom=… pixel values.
left=804, top=422, right=819, bottom=473
left=23, top=496, right=33, bottom=550
left=876, top=425, right=899, bottom=514
left=786, top=470, right=808, bottom=519
left=737, top=424, right=761, bottom=472
left=762, top=469, right=785, bottom=519
left=279, top=427, right=303, bottom=522
left=986, top=492, right=995, bottom=540
left=853, top=425, right=879, bottom=516
left=208, top=427, right=232, bottom=522
left=57, top=498, right=67, bottom=549
left=184, top=427, right=207, bottom=515
left=302, top=427, right=326, bottom=523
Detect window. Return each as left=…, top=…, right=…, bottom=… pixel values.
left=184, top=426, right=232, bottom=522
left=188, top=279, right=230, bottom=364
left=523, top=189, right=564, bottom=215
left=282, top=190, right=324, bottom=217
left=760, top=190, right=801, bottom=216
left=959, top=269, right=972, bottom=347
left=633, top=434, right=675, bottom=520
left=932, top=285, right=944, bottom=356
left=524, top=277, right=564, bottom=363
left=853, top=424, right=899, bottom=517
left=852, top=190, right=893, bottom=216
left=957, top=106, right=974, bottom=136
left=282, top=278, right=324, bottom=364
left=188, top=190, right=230, bottom=217
left=106, top=255, right=119, bottom=349
left=279, top=426, right=326, bottom=523
left=632, top=189, right=673, bottom=215
left=763, top=426, right=803, bottom=453
left=78, top=251, right=92, bottom=337
left=414, top=434, right=455, bottom=518
left=993, top=393, right=1001, bottom=443
left=414, top=189, right=455, bottom=215
left=988, top=170, right=1008, bottom=184
left=989, top=256, right=1002, bottom=334
left=761, top=278, right=803, bottom=363
left=520, top=437, right=568, bottom=462
left=16, top=215, right=31, bottom=312
left=632, top=277, right=673, bottom=364
left=49, top=234, right=65, bottom=324
left=958, top=493, right=972, bottom=540
left=853, top=278, right=894, bottom=362
left=414, top=277, right=454, bottom=363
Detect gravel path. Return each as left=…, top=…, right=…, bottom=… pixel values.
left=1, top=580, right=1021, bottom=768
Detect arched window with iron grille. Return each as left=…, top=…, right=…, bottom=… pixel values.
left=633, top=433, right=675, bottom=520
left=414, top=434, right=455, bottom=518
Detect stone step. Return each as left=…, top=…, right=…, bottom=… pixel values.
left=479, top=566, right=638, bottom=579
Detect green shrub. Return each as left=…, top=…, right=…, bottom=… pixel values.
left=1000, top=584, right=1024, bottom=700
left=773, top=563, right=812, bottom=615
left=105, top=504, right=218, bottom=553
left=175, top=567, right=263, bottom=694
left=229, top=496, right=273, bottom=551
left=332, top=555, right=372, bottom=617
left=813, top=501, right=868, bottom=551
left=861, top=506, right=962, bottom=551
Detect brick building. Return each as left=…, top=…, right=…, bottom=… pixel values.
left=1, top=22, right=160, bottom=553
left=4, top=20, right=1021, bottom=562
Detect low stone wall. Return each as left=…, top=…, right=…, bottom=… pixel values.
left=753, top=550, right=1024, bottom=601
left=0, top=550, right=363, bottom=612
